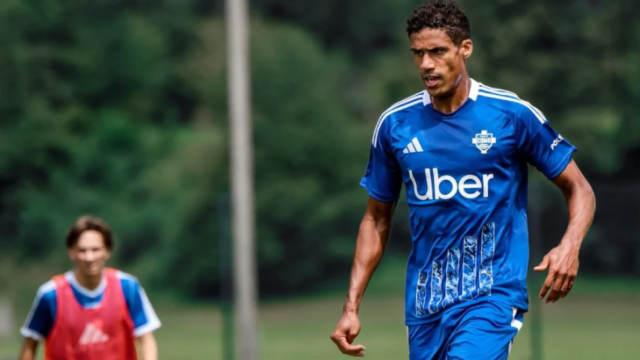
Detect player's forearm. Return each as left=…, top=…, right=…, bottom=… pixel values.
left=138, top=333, right=158, bottom=360
left=17, top=338, right=38, bottom=360
left=559, top=179, right=596, bottom=248
left=344, top=213, right=393, bottom=314
left=17, top=349, right=35, bottom=360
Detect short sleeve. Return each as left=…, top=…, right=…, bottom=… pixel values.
left=119, top=275, right=161, bottom=337
left=20, top=282, right=57, bottom=341
left=360, top=117, right=402, bottom=202
left=516, top=104, right=577, bottom=179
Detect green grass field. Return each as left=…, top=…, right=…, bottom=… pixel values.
left=2, top=294, right=639, bottom=360
left=1, top=260, right=639, bottom=360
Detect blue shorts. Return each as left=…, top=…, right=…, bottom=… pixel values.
left=408, top=300, right=524, bottom=360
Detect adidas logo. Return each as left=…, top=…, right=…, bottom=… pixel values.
left=403, top=137, right=424, bottom=154
left=79, top=322, right=109, bottom=345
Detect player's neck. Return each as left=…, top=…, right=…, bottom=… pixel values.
left=430, top=75, right=471, bottom=115
left=74, top=269, right=104, bottom=291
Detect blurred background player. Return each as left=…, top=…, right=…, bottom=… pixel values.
left=17, top=215, right=161, bottom=360
left=330, top=0, right=596, bottom=359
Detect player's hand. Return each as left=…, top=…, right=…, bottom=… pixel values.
left=330, top=311, right=365, bottom=357
left=533, top=242, right=580, bottom=303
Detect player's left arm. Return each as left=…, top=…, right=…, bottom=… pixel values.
left=137, top=332, right=158, bottom=360
left=534, top=159, right=596, bottom=303
left=119, top=272, right=161, bottom=358
left=514, top=101, right=596, bottom=303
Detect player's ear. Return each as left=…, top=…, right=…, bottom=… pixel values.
left=67, top=247, right=75, bottom=261
left=460, top=39, right=473, bottom=59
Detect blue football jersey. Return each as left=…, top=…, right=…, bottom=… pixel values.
left=361, top=79, right=576, bottom=325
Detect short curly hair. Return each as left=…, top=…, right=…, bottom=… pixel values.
left=406, top=0, right=471, bottom=45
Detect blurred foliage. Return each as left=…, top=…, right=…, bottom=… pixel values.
left=0, top=0, right=638, bottom=300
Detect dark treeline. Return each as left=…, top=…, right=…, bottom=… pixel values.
left=0, top=0, right=638, bottom=299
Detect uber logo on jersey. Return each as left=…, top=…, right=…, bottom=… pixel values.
left=409, top=168, right=494, bottom=200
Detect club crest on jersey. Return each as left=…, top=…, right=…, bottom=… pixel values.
left=472, top=130, right=496, bottom=154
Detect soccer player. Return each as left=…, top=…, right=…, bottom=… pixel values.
left=330, top=1, right=596, bottom=359
left=18, top=215, right=161, bottom=360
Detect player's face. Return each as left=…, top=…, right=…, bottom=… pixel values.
left=410, top=28, right=472, bottom=98
left=68, top=230, right=110, bottom=277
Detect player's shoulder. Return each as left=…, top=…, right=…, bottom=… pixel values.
left=372, top=90, right=425, bottom=147
left=113, top=269, right=145, bottom=297
left=475, top=82, right=546, bottom=124
left=33, top=279, right=57, bottom=304
left=380, top=90, right=426, bottom=117
left=36, top=279, right=57, bottom=295
left=114, top=269, right=141, bottom=287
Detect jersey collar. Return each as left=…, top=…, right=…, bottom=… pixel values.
left=422, top=78, right=479, bottom=106
left=65, top=271, right=108, bottom=298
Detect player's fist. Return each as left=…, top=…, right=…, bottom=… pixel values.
left=330, top=311, right=365, bottom=357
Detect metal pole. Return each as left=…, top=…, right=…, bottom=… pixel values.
left=225, top=0, right=258, bottom=358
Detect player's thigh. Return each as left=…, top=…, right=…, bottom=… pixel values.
left=447, top=302, right=524, bottom=360
left=408, top=321, right=447, bottom=360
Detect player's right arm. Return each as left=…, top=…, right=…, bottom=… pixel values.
left=17, top=281, right=56, bottom=360
left=330, top=197, right=397, bottom=356
left=17, top=337, right=38, bottom=360
left=331, top=108, right=402, bottom=357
